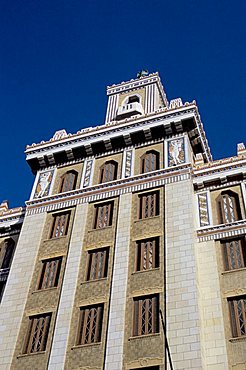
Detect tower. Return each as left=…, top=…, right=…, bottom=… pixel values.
left=0, top=72, right=246, bottom=370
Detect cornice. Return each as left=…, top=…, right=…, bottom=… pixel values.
left=197, top=219, right=246, bottom=242
left=25, top=164, right=192, bottom=215
left=25, top=103, right=208, bottom=157
left=194, top=155, right=246, bottom=177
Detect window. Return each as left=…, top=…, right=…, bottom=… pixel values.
left=77, top=304, right=104, bottom=345
left=136, top=238, right=159, bottom=271
left=37, top=258, right=62, bottom=290
left=86, top=248, right=109, bottom=281
left=133, top=295, right=159, bottom=336
left=128, top=95, right=140, bottom=104
left=139, top=191, right=159, bottom=219
left=217, top=191, right=242, bottom=224
left=222, top=238, right=246, bottom=271
left=100, top=161, right=117, bottom=183
left=59, top=170, right=78, bottom=193
left=0, top=238, right=15, bottom=269
left=50, top=212, right=70, bottom=238
left=24, top=313, right=51, bottom=354
left=228, top=297, right=246, bottom=337
left=141, top=151, right=159, bottom=173
left=94, top=202, right=113, bottom=229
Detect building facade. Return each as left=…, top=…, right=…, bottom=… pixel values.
left=0, top=72, right=246, bottom=370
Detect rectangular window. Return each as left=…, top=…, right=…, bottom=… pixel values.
left=37, top=258, right=62, bottom=290
left=50, top=212, right=70, bottom=238
left=24, top=313, right=51, bottom=354
left=133, top=295, right=159, bottom=336
left=139, top=191, right=159, bottom=219
left=136, top=238, right=159, bottom=271
left=77, top=304, right=104, bottom=345
left=228, top=297, right=246, bottom=337
left=86, top=248, right=109, bottom=281
left=222, top=238, right=246, bottom=271
left=94, top=202, right=113, bottom=229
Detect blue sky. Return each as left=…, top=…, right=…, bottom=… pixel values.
left=0, top=0, right=245, bottom=207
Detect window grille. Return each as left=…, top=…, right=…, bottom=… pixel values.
left=0, top=238, right=15, bottom=269
left=37, top=258, right=62, bottom=289
left=100, top=161, right=117, bottom=183
left=59, top=171, right=78, bottom=193
left=136, top=238, right=159, bottom=271
left=24, top=314, right=51, bottom=354
left=133, top=295, right=159, bottom=336
left=77, top=304, right=104, bottom=345
left=141, top=151, right=159, bottom=173
left=50, top=212, right=70, bottom=238
left=217, top=191, right=241, bottom=224
left=222, top=238, right=246, bottom=270
left=94, top=202, right=113, bottom=229
left=139, top=192, right=159, bottom=219
left=87, top=248, right=109, bottom=280
left=228, top=297, right=246, bottom=337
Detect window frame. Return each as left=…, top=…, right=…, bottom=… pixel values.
left=23, top=313, right=51, bottom=354
left=49, top=211, right=71, bottom=239
left=222, top=238, right=246, bottom=271
left=93, top=202, right=113, bottom=229
left=76, top=304, right=104, bottom=345
left=133, top=294, right=159, bottom=337
left=37, top=257, right=62, bottom=290
left=138, top=191, right=160, bottom=219
left=99, top=161, right=118, bottom=184
left=59, top=170, right=78, bottom=193
left=228, top=296, right=246, bottom=337
left=141, top=150, right=160, bottom=174
left=86, top=248, right=109, bottom=281
left=135, top=237, right=159, bottom=272
left=0, top=238, right=15, bottom=269
left=217, top=190, right=242, bottom=224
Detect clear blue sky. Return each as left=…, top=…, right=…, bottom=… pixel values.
left=0, top=0, right=245, bottom=207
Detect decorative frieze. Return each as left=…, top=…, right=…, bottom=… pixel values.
left=33, top=170, right=55, bottom=198
left=124, top=150, right=133, bottom=178
left=197, top=219, right=246, bottom=242
left=83, top=159, right=93, bottom=187
left=167, top=137, right=185, bottom=167
left=197, top=192, right=210, bottom=227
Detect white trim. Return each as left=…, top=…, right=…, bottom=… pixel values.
left=241, top=182, right=246, bottom=215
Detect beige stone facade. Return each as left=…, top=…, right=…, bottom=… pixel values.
left=1, top=72, right=246, bottom=369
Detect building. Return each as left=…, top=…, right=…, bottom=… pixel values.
left=0, top=72, right=246, bottom=370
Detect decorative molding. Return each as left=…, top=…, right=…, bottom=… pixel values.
left=224, top=288, right=246, bottom=298
left=124, top=149, right=133, bottom=178
left=126, top=356, right=163, bottom=369
left=83, top=159, right=93, bottom=187
left=130, top=286, right=163, bottom=298
left=197, top=192, right=210, bottom=227
left=25, top=165, right=192, bottom=215
left=197, top=219, right=246, bottom=242
left=77, top=296, right=107, bottom=307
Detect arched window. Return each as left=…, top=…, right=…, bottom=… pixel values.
left=217, top=191, right=242, bottom=224
left=141, top=151, right=159, bottom=173
left=0, top=238, right=15, bottom=269
left=128, top=95, right=140, bottom=104
left=99, top=161, right=118, bottom=183
left=59, top=170, right=78, bottom=193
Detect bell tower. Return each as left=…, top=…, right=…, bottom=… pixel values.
left=105, top=71, right=168, bottom=124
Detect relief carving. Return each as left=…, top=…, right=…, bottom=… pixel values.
left=34, top=170, right=54, bottom=198
left=168, top=138, right=185, bottom=166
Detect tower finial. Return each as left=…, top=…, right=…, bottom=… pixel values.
left=137, top=69, right=149, bottom=78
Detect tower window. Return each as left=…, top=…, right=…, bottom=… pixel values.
left=128, top=95, right=140, bottom=104
left=222, top=238, right=246, bottom=271
left=217, top=191, right=242, bottom=224
left=136, top=238, right=159, bottom=271
left=86, top=248, right=109, bottom=281
left=138, top=191, right=159, bottom=219
left=141, top=151, right=159, bottom=173
left=37, top=257, right=62, bottom=290
left=0, top=238, right=15, bottom=269
left=77, top=304, right=104, bottom=345
left=59, top=170, right=78, bottom=193
left=99, top=161, right=117, bottom=183
left=50, top=212, right=70, bottom=238
left=228, top=296, right=246, bottom=337
left=23, top=313, right=51, bottom=354
left=133, top=295, right=159, bottom=336
left=94, top=202, right=113, bottom=229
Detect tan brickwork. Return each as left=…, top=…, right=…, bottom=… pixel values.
left=64, top=198, right=119, bottom=369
